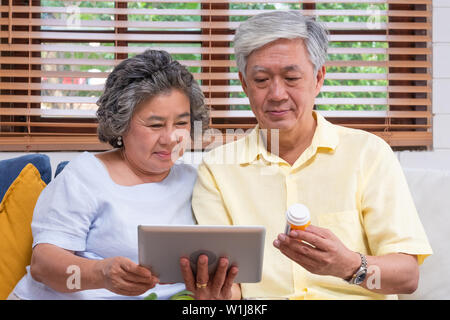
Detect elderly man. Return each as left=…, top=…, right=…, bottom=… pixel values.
left=192, top=11, right=432, bottom=299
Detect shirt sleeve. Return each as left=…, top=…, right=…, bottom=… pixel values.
left=192, top=162, right=233, bottom=226
left=361, top=138, right=433, bottom=265
left=31, top=167, right=97, bottom=252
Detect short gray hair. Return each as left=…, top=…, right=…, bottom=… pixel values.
left=233, top=11, right=328, bottom=77
left=96, top=49, right=209, bottom=148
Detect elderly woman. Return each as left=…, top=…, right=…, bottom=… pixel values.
left=10, top=49, right=240, bottom=300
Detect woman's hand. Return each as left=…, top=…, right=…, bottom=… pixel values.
left=97, top=256, right=160, bottom=296
left=180, top=255, right=240, bottom=300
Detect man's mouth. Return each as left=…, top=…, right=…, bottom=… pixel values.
left=267, top=109, right=290, bottom=116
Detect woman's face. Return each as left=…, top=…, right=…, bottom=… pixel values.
left=121, top=89, right=191, bottom=177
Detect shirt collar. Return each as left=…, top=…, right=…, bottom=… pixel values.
left=237, top=110, right=339, bottom=165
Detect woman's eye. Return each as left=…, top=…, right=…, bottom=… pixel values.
left=176, top=122, right=189, bottom=126
left=254, top=78, right=268, bottom=83
left=286, top=77, right=300, bottom=81
left=149, top=124, right=163, bottom=128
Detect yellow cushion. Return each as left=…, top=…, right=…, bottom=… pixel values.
left=0, top=164, right=46, bottom=300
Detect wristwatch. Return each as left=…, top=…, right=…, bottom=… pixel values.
left=346, top=252, right=368, bottom=285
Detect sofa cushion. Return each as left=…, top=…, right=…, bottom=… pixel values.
left=0, top=164, right=47, bottom=300
left=398, top=168, right=450, bottom=300
left=0, top=154, right=51, bottom=203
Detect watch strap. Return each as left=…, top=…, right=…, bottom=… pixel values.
left=347, top=252, right=367, bottom=284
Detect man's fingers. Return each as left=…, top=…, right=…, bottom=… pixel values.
left=288, top=228, right=329, bottom=251
left=210, top=257, right=229, bottom=297
left=180, top=257, right=196, bottom=292
left=196, top=254, right=210, bottom=287
left=221, top=266, right=238, bottom=297
left=274, top=233, right=323, bottom=262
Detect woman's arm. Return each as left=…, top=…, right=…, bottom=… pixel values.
left=30, top=243, right=159, bottom=296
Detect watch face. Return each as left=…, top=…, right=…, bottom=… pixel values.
left=355, top=272, right=367, bottom=284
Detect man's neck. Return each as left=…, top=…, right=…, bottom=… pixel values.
left=267, top=115, right=317, bottom=166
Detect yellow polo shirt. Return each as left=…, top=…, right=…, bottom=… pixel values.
left=192, top=111, right=432, bottom=300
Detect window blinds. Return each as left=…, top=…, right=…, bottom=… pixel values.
left=0, top=0, right=432, bottom=151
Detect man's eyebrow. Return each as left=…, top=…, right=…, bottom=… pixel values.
left=249, top=65, right=269, bottom=74
left=282, top=65, right=303, bottom=73
left=250, top=65, right=303, bottom=73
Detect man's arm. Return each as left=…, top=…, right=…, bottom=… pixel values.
left=192, top=162, right=233, bottom=226
left=274, top=225, right=419, bottom=294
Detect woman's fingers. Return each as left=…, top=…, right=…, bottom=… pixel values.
left=102, top=257, right=158, bottom=296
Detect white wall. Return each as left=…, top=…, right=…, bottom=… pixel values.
left=1, top=1, right=449, bottom=173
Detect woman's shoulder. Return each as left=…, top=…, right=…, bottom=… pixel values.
left=171, top=162, right=198, bottom=183
left=54, top=152, right=105, bottom=184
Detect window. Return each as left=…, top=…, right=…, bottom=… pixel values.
left=0, top=0, right=432, bottom=151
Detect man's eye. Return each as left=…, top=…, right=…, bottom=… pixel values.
left=176, top=121, right=189, bottom=126
left=286, top=77, right=300, bottom=81
left=149, top=124, right=163, bottom=128
left=254, top=78, right=268, bottom=83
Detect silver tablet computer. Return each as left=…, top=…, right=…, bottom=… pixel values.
left=138, top=225, right=266, bottom=284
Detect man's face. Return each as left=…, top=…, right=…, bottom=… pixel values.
left=239, top=38, right=325, bottom=132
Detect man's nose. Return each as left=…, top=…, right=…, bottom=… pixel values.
left=268, top=78, right=288, bottom=101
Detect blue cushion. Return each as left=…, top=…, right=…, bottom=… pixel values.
left=54, top=161, right=69, bottom=178
left=0, top=154, right=51, bottom=203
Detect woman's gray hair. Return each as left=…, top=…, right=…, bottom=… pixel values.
left=233, top=10, right=328, bottom=77
left=96, top=49, right=209, bottom=148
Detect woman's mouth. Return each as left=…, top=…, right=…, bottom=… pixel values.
left=154, top=151, right=173, bottom=160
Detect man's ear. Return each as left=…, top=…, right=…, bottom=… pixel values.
left=314, top=65, right=326, bottom=97
left=238, top=71, right=248, bottom=96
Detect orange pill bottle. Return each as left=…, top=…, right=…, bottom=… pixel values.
left=284, top=203, right=311, bottom=234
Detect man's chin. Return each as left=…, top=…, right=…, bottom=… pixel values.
left=259, top=119, right=296, bottom=131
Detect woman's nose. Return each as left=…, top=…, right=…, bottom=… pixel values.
left=159, top=127, right=178, bottom=145
left=159, top=128, right=186, bottom=145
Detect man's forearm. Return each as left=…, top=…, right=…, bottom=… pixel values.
left=356, top=253, right=419, bottom=295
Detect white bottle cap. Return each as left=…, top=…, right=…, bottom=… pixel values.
left=286, top=203, right=311, bottom=226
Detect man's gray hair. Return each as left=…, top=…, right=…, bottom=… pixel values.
left=233, top=11, right=328, bottom=77
left=96, top=49, right=208, bottom=148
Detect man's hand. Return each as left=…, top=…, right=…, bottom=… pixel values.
left=180, top=255, right=239, bottom=300
left=273, top=225, right=361, bottom=280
